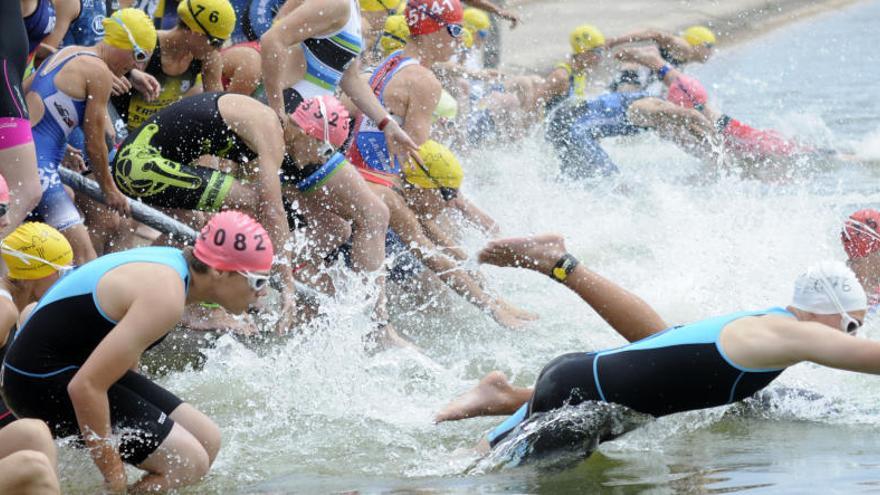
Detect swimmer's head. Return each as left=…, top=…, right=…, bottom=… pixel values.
left=433, top=89, right=459, bottom=123
left=404, top=140, right=463, bottom=205
left=2, top=222, right=74, bottom=288
left=405, top=0, right=464, bottom=59
left=790, top=261, right=867, bottom=333
left=380, top=15, right=410, bottom=55
left=842, top=209, right=880, bottom=260
left=360, top=0, right=405, bottom=12
left=569, top=24, right=605, bottom=68
left=192, top=211, right=274, bottom=313
left=682, top=26, right=716, bottom=62
left=666, top=75, right=708, bottom=110
left=287, top=95, right=351, bottom=161
left=463, top=8, right=490, bottom=42
left=101, top=9, right=157, bottom=72
left=177, top=0, right=236, bottom=48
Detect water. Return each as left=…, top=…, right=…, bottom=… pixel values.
left=59, top=1, right=880, bottom=493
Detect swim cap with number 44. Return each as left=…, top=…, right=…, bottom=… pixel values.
left=194, top=211, right=273, bottom=272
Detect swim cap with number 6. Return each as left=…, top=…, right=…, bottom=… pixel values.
left=194, top=211, right=273, bottom=272
left=177, top=0, right=236, bottom=41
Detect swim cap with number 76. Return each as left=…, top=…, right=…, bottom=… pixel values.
left=194, top=211, right=274, bottom=272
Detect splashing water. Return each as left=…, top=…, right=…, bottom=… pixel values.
left=57, top=1, right=880, bottom=493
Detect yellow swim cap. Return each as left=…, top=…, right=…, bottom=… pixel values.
left=433, top=89, right=458, bottom=122
left=463, top=8, right=491, bottom=32
left=569, top=24, right=605, bottom=54
left=2, top=222, right=73, bottom=280
left=380, top=15, right=410, bottom=55
left=102, top=8, right=158, bottom=53
left=360, top=0, right=405, bottom=12
left=682, top=26, right=716, bottom=46
left=461, top=28, right=474, bottom=49
left=177, top=0, right=236, bottom=42
left=404, top=140, right=463, bottom=190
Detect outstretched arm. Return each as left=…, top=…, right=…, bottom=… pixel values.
left=479, top=235, right=667, bottom=341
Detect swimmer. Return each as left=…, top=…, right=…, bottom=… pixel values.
left=111, top=92, right=298, bottom=332
left=260, top=0, right=418, bottom=161
left=348, top=0, right=531, bottom=328
left=0, top=419, right=61, bottom=495
left=1, top=211, right=271, bottom=492
left=24, top=8, right=156, bottom=264
left=0, top=221, right=74, bottom=428
left=539, top=24, right=606, bottom=112
left=30, top=0, right=99, bottom=66
left=0, top=2, right=44, bottom=237
left=111, top=0, right=236, bottom=133
left=21, top=0, right=57, bottom=60
left=437, top=235, right=878, bottom=460
left=842, top=208, right=880, bottom=310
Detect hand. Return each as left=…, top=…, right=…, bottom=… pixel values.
left=62, top=145, right=87, bottom=172
left=275, top=288, right=297, bottom=335
left=110, top=74, right=132, bottom=97
left=382, top=119, right=420, bottom=167
left=103, top=188, right=131, bottom=216
left=497, top=8, right=520, bottom=28
left=103, top=471, right=127, bottom=494
left=130, top=71, right=161, bottom=102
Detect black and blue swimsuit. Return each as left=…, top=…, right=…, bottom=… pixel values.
left=488, top=307, right=793, bottom=446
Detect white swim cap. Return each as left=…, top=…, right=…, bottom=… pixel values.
left=790, top=261, right=867, bottom=315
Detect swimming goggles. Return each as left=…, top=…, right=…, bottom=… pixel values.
left=237, top=270, right=270, bottom=292
left=186, top=1, right=226, bottom=47
left=316, top=97, right=336, bottom=159
left=0, top=203, right=8, bottom=217
left=0, top=244, right=75, bottom=276
left=110, top=16, right=150, bottom=63
left=415, top=4, right=464, bottom=38
left=814, top=273, right=863, bottom=334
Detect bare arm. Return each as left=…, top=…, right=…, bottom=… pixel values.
left=200, top=49, right=225, bottom=92
left=67, top=277, right=184, bottom=490
left=450, top=195, right=500, bottom=236
left=33, top=0, right=78, bottom=63
left=261, top=0, right=348, bottom=118
left=0, top=296, right=19, bottom=348
left=463, top=0, right=520, bottom=27
left=773, top=320, right=880, bottom=373
left=84, top=61, right=131, bottom=215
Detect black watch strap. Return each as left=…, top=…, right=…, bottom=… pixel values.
left=550, top=254, right=579, bottom=283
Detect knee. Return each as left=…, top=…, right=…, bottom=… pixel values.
left=200, top=420, right=222, bottom=466
left=362, top=199, right=390, bottom=232
left=6, top=419, right=55, bottom=457
left=7, top=450, right=60, bottom=495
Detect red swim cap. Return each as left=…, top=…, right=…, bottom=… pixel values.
left=0, top=174, right=9, bottom=204
left=405, top=0, right=463, bottom=36
left=194, top=211, right=274, bottom=272
left=290, top=95, right=351, bottom=148
left=842, top=209, right=880, bottom=260
left=667, top=75, right=708, bottom=109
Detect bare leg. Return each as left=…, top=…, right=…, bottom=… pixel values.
left=61, top=223, right=98, bottom=265
left=0, top=144, right=42, bottom=238
left=435, top=371, right=533, bottom=423
left=168, top=404, right=221, bottom=466
left=131, top=422, right=211, bottom=493
left=0, top=419, right=60, bottom=495
left=479, top=234, right=667, bottom=342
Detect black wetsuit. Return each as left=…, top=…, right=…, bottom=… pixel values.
left=488, top=308, right=792, bottom=447
left=1, top=247, right=189, bottom=465
left=1, top=1, right=30, bottom=124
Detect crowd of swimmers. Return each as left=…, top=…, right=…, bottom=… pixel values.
left=0, top=0, right=875, bottom=492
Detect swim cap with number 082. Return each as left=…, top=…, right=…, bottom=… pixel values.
left=194, top=211, right=273, bottom=272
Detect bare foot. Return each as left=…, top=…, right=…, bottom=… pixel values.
left=435, top=371, right=532, bottom=423
left=478, top=234, right=568, bottom=276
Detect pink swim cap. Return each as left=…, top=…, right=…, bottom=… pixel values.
left=667, top=75, right=708, bottom=109
left=290, top=95, right=351, bottom=148
left=0, top=174, right=9, bottom=204
left=194, top=211, right=274, bottom=272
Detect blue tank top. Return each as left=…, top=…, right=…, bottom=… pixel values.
left=30, top=50, right=96, bottom=168
left=23, top=0, right=57, bottom=54
left=5, top=247, right=190, bottom=375
left=348, top=51, right=417, bottom=175
left=62, top=0, right=106, bottom=47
